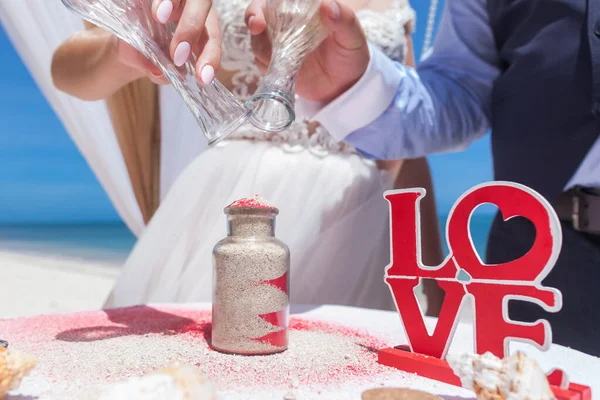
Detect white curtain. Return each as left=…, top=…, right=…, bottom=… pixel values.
left=0, top=0, right=144, bottom=235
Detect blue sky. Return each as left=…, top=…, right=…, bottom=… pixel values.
left=0, top=0, right=493, bottom=224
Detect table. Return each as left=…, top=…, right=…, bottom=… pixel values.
left=2, top=303, right=598, bottom=399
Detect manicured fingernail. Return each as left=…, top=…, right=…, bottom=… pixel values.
left=247, top=16, right=255, bottom=28
left=200, top=64, right=215, bottom=84
left=173, top=41, right=191, bottom=66
left=156, top=0, right=173, bottom=23
left=329, top=0, right=340, bottom=20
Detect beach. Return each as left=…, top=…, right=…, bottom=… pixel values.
left=0, top=216, right=491, bottom=319
left=0, top=250, right=119, bottom=318
left=0, top=223, right=130, bottom=318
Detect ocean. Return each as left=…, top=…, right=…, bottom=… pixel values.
left=0, top=223, right=136, bottom=265
left=0, top=214, right=494, bottom=266
left=438, top=213, right=493, bottom=257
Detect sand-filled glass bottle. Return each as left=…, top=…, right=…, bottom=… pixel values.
left=211, top=196, right=290, bottom=355
left=61, top=0, right=250, bottom=145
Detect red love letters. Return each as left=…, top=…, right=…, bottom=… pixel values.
left=384, top=182, right=563, bottom=360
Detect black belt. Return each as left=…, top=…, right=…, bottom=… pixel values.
left=555, top=186, right=600, bottom=235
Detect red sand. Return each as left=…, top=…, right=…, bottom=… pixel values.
left=227, top=195, right=277, bottom=210
left=0, top=306, right=394, bottom=390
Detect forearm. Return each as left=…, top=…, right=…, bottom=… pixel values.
left=51, top=29, right=142, bottom=101
left=299, top=45, right=489, bottom=160
left=297, top=0, right=499, bottom=160
left=344, top=59, right=490, bottom=160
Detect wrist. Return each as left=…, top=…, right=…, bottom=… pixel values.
left=308, top=42, right=402, bottom=142
left=296, top=47, right=369, bottom=120
left=329, top=48, right=370, bottom=103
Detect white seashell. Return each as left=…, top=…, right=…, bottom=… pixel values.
left=98, top=364, right=216, bottom=400
left=447, top=351, right=556, bottom=400
left=0, top=347, right=37, bottom=397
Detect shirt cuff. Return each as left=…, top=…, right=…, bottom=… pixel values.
left=308, top=42, right=403, bottom=142
left=294, top=95, right=325, bottom=120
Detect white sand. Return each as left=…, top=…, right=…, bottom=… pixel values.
left=0, top=250, right=119, bottom=318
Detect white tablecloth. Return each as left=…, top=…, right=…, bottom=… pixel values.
left=287, top=303, right=599, bottom=395
left=9, top=302, right=599, bottom=398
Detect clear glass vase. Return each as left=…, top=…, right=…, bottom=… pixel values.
left=212, top=197, right=290, bottom=355
left=61, top=0, right=251, bottom=145
left=246, top=0, right=327, bottom=132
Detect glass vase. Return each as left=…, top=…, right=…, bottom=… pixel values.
left=61, top=0, right=251, bottom=145
left=212, top=196, right=290, bottom=355
left=246, top=0, right=327, bottom=132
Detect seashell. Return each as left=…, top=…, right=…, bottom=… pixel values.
left=98, top=363, right=216, bottom=400
left=0, top=346, right=37, bottom=398
left=447, top=351, right=556, bottom=400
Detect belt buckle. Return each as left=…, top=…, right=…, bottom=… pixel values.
left=571, top=186, right=587, bottom=232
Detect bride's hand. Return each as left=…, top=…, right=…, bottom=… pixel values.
left=245, top=0, right=369, bottom=103
left=113, top=37, right=171, bottom=85
left=122, top=0, right=222, bottom=84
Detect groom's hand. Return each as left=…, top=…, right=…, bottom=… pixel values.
left=245, top=0, right=370, bottom=103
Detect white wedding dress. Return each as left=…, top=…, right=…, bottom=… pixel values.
left=105, top=0, right=416, bottom=310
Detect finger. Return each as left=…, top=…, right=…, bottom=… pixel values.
left=320, top=0, right=366, bottom=51
left=254, top=56, right=268, bottom=75
left=168, top=0, right=186, bottom=22
left=171, top=0, right=212, bottom=66
left=250, top=31, right=271, bottom=66
left=145, top=62, right=163, bottom=77
left=149, top=72, right=170, bottom=85
left=152, top=0, right=181, bottom=23
left=117, top=39, right=162, bottom=75
left=127, top=44, right=163, bottom=75
left=245, top=0, right=266, bottom=35
left=141, top=60, right=167, bottom=80
left=195, top=9, right=221, bottom=84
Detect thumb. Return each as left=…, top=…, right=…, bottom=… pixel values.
left=245, top=0, right=267, bottom=35
left=320, top=0, right=366, bottom=51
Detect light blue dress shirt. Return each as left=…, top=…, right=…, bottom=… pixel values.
left=297, top=0, right=600, bottom=189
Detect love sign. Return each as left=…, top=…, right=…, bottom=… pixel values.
left=377, top=182, right=591, bottom=400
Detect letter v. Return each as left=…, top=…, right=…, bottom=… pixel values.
left=386, top=277, right=468, bottom=359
